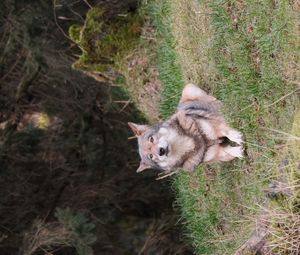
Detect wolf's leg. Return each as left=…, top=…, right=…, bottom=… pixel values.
left=182, top=157, right=198, bottom=171
left=203, top=144, right=219, bottom=162
left=180, top=83, right=216, bottom=104
left=204, top=144, right=243, bottom=162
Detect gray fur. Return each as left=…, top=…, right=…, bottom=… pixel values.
left=129, top=84, right=244, bottom=172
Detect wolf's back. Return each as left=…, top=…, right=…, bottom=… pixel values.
left=177, top=99, right=223, bottom=121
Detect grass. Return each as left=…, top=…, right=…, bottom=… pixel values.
left=266, top=108, right=300, bottom=254
left=22, top=208, right=97, bottom=255
left=69, top=6, right=166, bottom=122
left=142, top=0, right=185, bottom=118
left=68, top=7, right=143, bottom=81
left=169, top=0, right=217, bottom=91
left=115, top=11, right=163, bottom=122
left=69, top=0, right=299, bottom=253
left=141, top=0, right=299, bottom=254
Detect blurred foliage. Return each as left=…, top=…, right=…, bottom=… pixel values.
left=55, top=208, right=97, bottom=255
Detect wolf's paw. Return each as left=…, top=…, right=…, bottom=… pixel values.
left=224, top=146, right=244, bottom=158
left=227, top=130, right=244, bottom=145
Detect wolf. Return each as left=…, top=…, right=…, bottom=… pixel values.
left=128, top=84, right=244, bottom=173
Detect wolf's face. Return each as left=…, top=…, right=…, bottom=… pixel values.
left=128, top=122, right=194, bottom=172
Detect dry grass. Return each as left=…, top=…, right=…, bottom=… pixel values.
left=267, top=208, right=300, bottom=254
left=170, top=0, right=217, bottom=92
left=116, top=18, right=162, bottom=122
left=118, top=49, right=162, bottom=122
left=266, top=109, right=300, bottom=254
left=23, top=220, right=72, bottom=255
left=272, top=108, right=300, bottom=200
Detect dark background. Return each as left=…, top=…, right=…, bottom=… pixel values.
left=0, top=0, right=192, bottom=254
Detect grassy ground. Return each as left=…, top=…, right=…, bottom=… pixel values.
left=266, top=108, right=300, bottom=254
left=71, top=0, right=300, bottom=253
left=139, top=0, right=300, bottom=254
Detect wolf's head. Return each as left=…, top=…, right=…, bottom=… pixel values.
left=128, top=122, right=194, bottom=172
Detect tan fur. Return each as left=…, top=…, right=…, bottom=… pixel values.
left=129, top=84, right=244, bottom=172
left=177, top=84, right=243, bottom=165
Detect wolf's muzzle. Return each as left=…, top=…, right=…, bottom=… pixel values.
left=159, top=147, right=169, bottom=156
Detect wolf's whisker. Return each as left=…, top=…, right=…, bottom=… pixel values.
left=128, top=136, right=137, bottom=140
left=156, top=169, right=180, bottom=180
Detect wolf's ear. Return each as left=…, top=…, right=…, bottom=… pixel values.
left=136, top=161, right=151, bottom=173
left=128, top=122, right=148, bottom=136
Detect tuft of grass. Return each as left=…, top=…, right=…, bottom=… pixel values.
left=23, top=219, right=72, bottom=255
left=266, top=109, right=300, bottom=254
left=267, top=209, right=300, bottom=254
left=23, top=208, right=97, bottom=255
left=142, top=0, right=299, bottom=254
left=69, top=7, right=143, bottom=81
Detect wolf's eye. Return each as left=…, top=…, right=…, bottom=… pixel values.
left=148, top=154, right=153, bottom=160
left=149, top=136, right=154, bottom=143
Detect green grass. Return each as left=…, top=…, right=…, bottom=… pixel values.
left=142, top=0, right=299, bottom=254
left=68, top=7, right=142, bottom=79
left=70, top=0, right=299, bottom=253
left=142, top=1, right=185, bottom=118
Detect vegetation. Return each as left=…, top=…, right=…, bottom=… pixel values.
left=23, top=208, right=97, bottom=255
left=266, top=109, right=300, bottom=254
left=136, top=0, right=300, bottom=254
left=63, top=0, right=300, bottom=253
left=55, top=208, right=97, bottom=255
left=2, top=0, right=298, bottom=253
left=68, top=7, right=142, bottom=81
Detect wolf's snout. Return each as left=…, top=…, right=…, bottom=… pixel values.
left=159, top=147, right=166, bottom=156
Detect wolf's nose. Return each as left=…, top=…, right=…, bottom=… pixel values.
left=159, top=147, right=166, bottom=156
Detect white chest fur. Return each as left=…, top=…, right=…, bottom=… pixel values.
left=157, top=127, right=195, bottom=168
